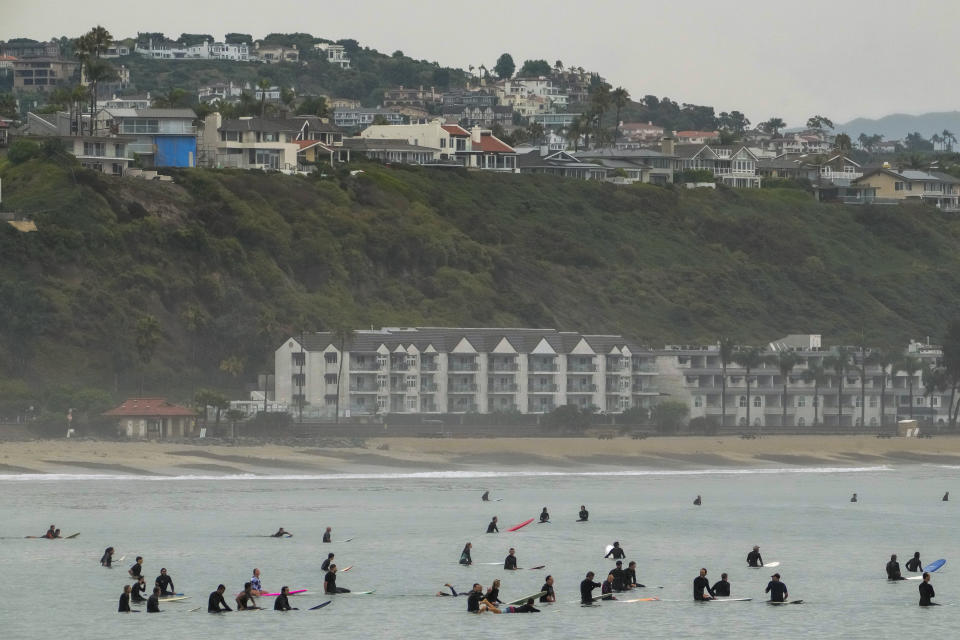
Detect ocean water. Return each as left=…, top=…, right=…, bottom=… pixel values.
left=1, top=464, right=957, bottom=639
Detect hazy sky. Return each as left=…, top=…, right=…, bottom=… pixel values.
left=5, top=0, right=959, bottom=126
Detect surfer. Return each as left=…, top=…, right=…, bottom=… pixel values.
left=505, top=598, right=540, bottom=613
left=693, top=568, right=715, bottom=601
left=129, top=556, right=144, bottom=578
left=693, top=495, right=702, bottom=506
left=485, top=579, right=504, bottom=604
left=155, top=568, right=175, bottom=596
left=467, top=583, right=501, bottom=613
left=905, top=552, right=923, bottom=573
left=100, top=547, right=114, bottom=568
left=504, top=548, right=518, bottom=570
left=605, top=541, right=626, bottom=559
left=943, top=491, right=950, bottom=502
left=271, top=527, right=292, bottom=537
left=459, top=542, right=473, bottom=565
left=274, top=586, right=298, bottom=611
left=539, top=507, right=550, bottom=523
left=712, top=573, right=731, bottom=597
left=611, top=561, right=626, bottom=591
left=208, top=585, right=232, bottom=612
left=625, top=561, right=644, bottom=588
left=486, top=517, right=499, bottom=533
left=436, top=583, right=467, bottom=597
left=323, top=527, right=332, bottom=543
left=580, top=571, right=601, bottom=605
left=919, top=573, right=938, bottom=606
left=850, top=493, right=858, bottom=503
left=601, top=573, right=617, bottom=600
left=43, top=525, right=56, bottom=539
left=236, top=582, right=258, bottom=610
left=119, top=585, right=133, bottom=613
left=765, top=573, right=788, bottom=603
left=886, top=554, right=906, bottom=580
left=540, top=575, right=556, bottom=602
left=481, top=491, right=490, bottom=502
left=131, top=576, right=147, bottom=603
left=322, top=553, right=335, bottom=572
left=747, top=545, right=763, bottom=567
left=578, top=505, right=589, bottom=521
left=324, top=564, right=350, bottom=594
left=250, top=568, right=263, bottom=595
left=147, top=587, right=161, bottom=613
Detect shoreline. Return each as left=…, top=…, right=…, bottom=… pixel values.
left=1, top=435, right=959, bottom=476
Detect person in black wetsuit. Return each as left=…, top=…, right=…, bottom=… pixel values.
left=712, top=573, right=731, bottom=597
left=919, top=573, right=937, bottom=606
left=850, top=493, right=858, bottom=503
left=208, top=585, right=232, bottom=612
left=905, top=552, right=923, bottom=573
left=887, top=554, right=906, bottom=580
left=611, top=561, right=625, bottom=591
left=505, top=598, right=540, bottom=613
left=155, top=568, right=175, bottom=595
left=323, top=527, right=332, bottom=543
left=486, top=517, right=499, bottom=533
left=271, top=527, right=292, bottom=537
left=601, top=573, right=617, bottom=600
left=236, top=582, right=258, bottom=610
left=943, top=492, right=949, bottom=502
left=540, top=575, right=555, bottom=602
left=625, top=561, right=644, bottom=588
left=129, top=556, right=143, bottom=578
left=504, top=548, right=518, bottom=570
left=119, top=585, right=133, bottom=613
left=693, top=495, right=702, bottom=506
left=539, top=507, right=550, bottom=523
left=580, top=571, right=600, bottom=604
left=274, top=586, right=298, bottom=611
left=747, top=545, right=763, bottom=567
left=605, top=541, right=626, bottom=559
left=324, top=564, right=350, bottom=594
left=322, top=553, right=335, bottom=572
left=131, top=576, right=147, bottom=603
left=467, top=583, right=500, bottom=613
left=43, top=525, right=56, bottom=539
left=485, top=579, right=503, bottom=605
left=765, top=573, right=788, bottom=602
left=481, top=491, right=490, bottom=502
left=459, top=542, right=473, bottom=565
left=101, top=547, right=114, bottom=568
left=694, top=568, right=715, bottom=601
left=146, top=587, right=161, bottom=613
left=578, top=505, right=589, bottom=521
left=436, top=583, right=467, bottom=597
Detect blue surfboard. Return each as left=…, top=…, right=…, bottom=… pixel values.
left=925, top=559, right=946, bottom=573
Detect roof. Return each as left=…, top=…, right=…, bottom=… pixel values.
left=474, top=132, right=514, bottom=153
left=441, top=124, right=470, bottom=136
left=102, top=107, right=196, bottom=119
left=575, top=147, right=671, bottom=159
left=103, top=397, right=196, bottom=417
left=219, top=117, right=302, bottom=133
left=853, top=167, right=960, bottom=184
left=296, top=140, right=334, bottom=152
left=342, top=138, right=439, bottom=152
left=676, top=130, right=719, bottom=137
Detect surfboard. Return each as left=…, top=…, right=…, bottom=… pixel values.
left=576, top=519, right=588, bottom=522
left=713, top=597, right=752, bottom=602
left=507, top=518, right=534, bottom=532
left=476, top=562, right=503, bottom=565
left=65, top=532, right=80, bottom=539
left=907, top=559, right=946, bottom=579
left=339, top=538, right=354, bottom=543
left=527, top=565, right=545, bottom=570
left=617, top=597, right=660, bottom=603
left=506, top=590, right=548, bottom=605
left=342, top=566, right=353, bottom=572
left=537, top=520, right=550, bottom=524
left=255, top=589, right=307, bottom=597
left=158, top=596, right=190, bottom=603
left=347, top=590, right=375, bottom=595
left=605, top=544, right=614, bottom=556
left=764, top=562, right=780, bottom=568
left=309, top=601, right=332, bottom=610
left=768, top=599, right=803, bottom=605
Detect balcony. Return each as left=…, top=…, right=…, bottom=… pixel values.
left=448, top=361, right=479, bottom=372
left=489, top=384, right=519, bottom=393
left=449, top=384, right=479, bottom=393
left=421, top=383, right=439, bottom=393
left=421, top=361, right=438, bottom=371
left=348, top=386, right=378, bottom=394
left=390, top=362, right=409, bottom=371
left=567, top=384, right=598, bottom=393
left=490, top=362, right=519, bottom=372
left=529, top=383, right=558, bottom=393
left=568, top=364, right=598, bottom=373
left=529, top=361, right=558, bottom=372
left=350, top=360, right=380, bottom=372
left=632, top=385, right=659, bottom=394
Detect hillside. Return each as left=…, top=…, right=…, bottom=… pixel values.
left=836, top=111, right=960, bottom=141
left=2, top=157, right=960, bottom=412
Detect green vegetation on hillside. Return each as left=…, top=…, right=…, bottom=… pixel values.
left=1, top=158, right=960, bottom=413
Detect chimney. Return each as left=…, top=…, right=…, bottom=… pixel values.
left=471, top=125, right=482, bottom=144
left=661, top=136, right=675, bottom=156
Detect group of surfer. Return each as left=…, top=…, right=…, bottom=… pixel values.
left=29, top=524, right=63, bottom=539
left=885, top=552, right=939, bottom=605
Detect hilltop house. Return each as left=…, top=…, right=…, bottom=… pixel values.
left=333, top=107, right=405, bottom=131
left=135, top=38, right=249, bottom=61
left=574, top=147, right=674, bottom=185
left=95, top=107, right=197, bottom=167
left=663, top=138, right=761, bottom=188
left=314, top=43, right=351, bottom=68
left=851, top=168, right=960, bottom=210
left=252, top=42, right=298, bottom=63
left=359, top=120, right=517, bottom=170
left=516, top=148, right=608, bottom=180
left=12, top=57, right=78, bottom=90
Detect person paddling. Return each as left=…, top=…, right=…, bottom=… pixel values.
left=324, top=564, right=350, bottom=594
left=906, top=552, right=923, bottom=573
left=765, top=573, right=788, bottom=603
left=694, top=568, right=715, bottom=601
left=539, top=507, right=550, bottom=523
left=919, top=572, right=938, bottom=606
left=747, top=545, right=763, bottom=567
left=271, top=527, right=292, bottom=537
left=505, top=598, right=540, bottom=613
left=321, top=553, right=335, bottom=572
left=208, top=585, right=232, bottom=613
left=323, top=527, right=332, bottom=543
left=274, top=586, right=298, bottom=611
left=605, top=541, right=626, bottom=559
left=887, top=554, right=906, bottom=581
left=504, top=548, right=518, bottom=570
left=436, top=583, right=467, bottom=597
left=459, top=542, right=473, bottom=566
left=578, top=505, right=589, bottom=521
left=119, top=585, right=133, bottom=613
left=486, top=517, right=499, bottom=533
left=580, top=571, right=601, bottom=605
left=100, top=547, right=114, bottom=568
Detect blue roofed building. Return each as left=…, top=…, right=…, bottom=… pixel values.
left=95, top=107, right=198, bottom=167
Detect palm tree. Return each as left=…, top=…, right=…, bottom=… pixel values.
left=719, top=337, right=735, bottom=428
left=734, top=347, right=764, bottom=433
left=931, top=133, right=943, bottom=151
left=803, top=363, right=827, bottom=426
left=257, top=78, right=272, bottom=118
left=899, top=356, right=922, bottom=420
left=611, top=86, right=630, bottom=140
left=943, top=129, right=956, bottom=152
left=762, top=117, right=786, bottom=135
left=767, top=351, right=798, bottom=427
left=566, top=116, right=587, bottom=152
left=825, top=347, right=852, bottom=427
left=857, top=133, right=869, bottom=151
left=152, top=88, right=187, bottom=109
left=589, top=84, right=612, bottom=133
left=866, top=349, right=895, bottom=427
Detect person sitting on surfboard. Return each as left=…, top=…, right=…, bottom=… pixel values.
left=605, top=541, right=626, bottom=559
left=324, top=564, right=350, bottom=594
left=100, top=547, right=114, bottom=567
left=712, top=573, right=731, bottom=597
left=274, top=586, right=298, bottom=611
left=693, top=568, right=715, bottom=601
left=146, top=587, right=161, bottom=613
left=323, top=527, right=332, bottom=543
left=271, top=527, right=292, bottom=537
left=485, top=579, right=504, bottom=604
left=539, top=508, right=550, bottom=523
left=505, top=598, right=540, bottom=613
left=765, top=573, right=788, bottom=603
left=601, top=573, right=618, bottom=600
left=459, top=543, right=473, bottom=565
left=887, top=554, right=906, bottom=580
left=540, top=576, right=556, bottom=603
left=625, top=561, right=644, bottom=589
left=919, top=573, right=937, bottom=606
left=155, top=568, right=175, bottom=596
left=944, top=492, right=950, bottom=502
left=611, top=561, right=626, bottom=591
left=52, top=528, right=62, bottom=538
left=481, top=491, right=490, bottom=502
left=578, top=506, right=588, bottom=521
left=129, top=557, right=144, bottom=578
left=486, top=517, right=499, bottom=533
left=693, top=495, right=702, bottom=506
left=119, top=585, right=133, bottom=613
left=322, top=553, right=335, bottom=572
left=504, top=548, right=518, bottom=570
left=236, top=582, right=259, bottom=610
left=580, top=572, right=601, bottom=605
left=850, top=493, right=857, bottom=502
left=747, top=546, right=763, bottom=567
left=249, top=568, right=263, bottom=595
left=467, top=583, right=501, bottom=614
left=43, top=525, right=56, bottom=539
left=208, top=585, right=232, bottom=613
left=131, top=577, right=147, bottom=603
left=905, top=552, right=923, bottom=572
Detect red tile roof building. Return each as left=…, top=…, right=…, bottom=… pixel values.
left=103, top=397, right=196, bottom=439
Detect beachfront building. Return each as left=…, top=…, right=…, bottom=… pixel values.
left=657, top=335, right=950, bottom=429
left=274, top=328, right=661, bottom=418
left=103, top=397, right=196, bottom=439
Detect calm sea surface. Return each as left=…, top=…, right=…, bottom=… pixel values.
left=1, top=464, right=957, bottom=639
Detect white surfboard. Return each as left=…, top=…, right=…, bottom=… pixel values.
left=713, top=597, right=752, bottom=602
left=764, top=562, right=780, bottom=568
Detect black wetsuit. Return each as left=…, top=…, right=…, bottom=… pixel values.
left=540, top=511, right=549, bottom=522
left=119, top=593, right=131, bottom=612
left=624, top=568, right=643, bottom=588
left=146, top=594, right=160, bottom=613
left=611, top=567, right=625, bottom=591
left=504, top=555, right=517, bottom=570
left=208, top=591, right=231, bottom=612
left=156, top=574, right=175, bottom=595
left=274, top=594, right=294, bottom=610
left=129, top=563, right=142, bottom=578
left=467, top=591, right=483, bottom=612
left=693, top=576, right=715, bottom=601
left=919, top=582, right=937, bottom=606
left=460, top=548, right=472, bottom=565
left=906, top=556, right=923, bottom=572
left=605, top=546, right=625, bottom=560
left=765, top=580, right=788, bottom=603
left=324, top=570, right=349, bottom=594
left=321, top=557, right=332, bottom=571
left=486, top=520, right=498, bottom=533
left=579, top=509, right=588, bottom=521
left=323, top=531, right=332, bottom=543
left=539, top=583, right=554, bottom=602
left=511, top=603, right=540, bottom=612
left=712, top=579, right=730, bottom=597
left=131, top=582, right=146, bottom=603
left=101, top=551, right=112, bottom=567
left=747, top=550, right=763, bottom=567
left=580, top=578, right=600, bottom=604
left=887, top=560, right=905, bottom=580
left=485, top=587, right=502, bottom=604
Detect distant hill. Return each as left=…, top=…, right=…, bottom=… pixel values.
left=836, top=111, right=960, bottom=141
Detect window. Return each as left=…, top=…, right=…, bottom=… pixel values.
left=291, top=352, right=305, bottom=366
left=870, top=418, right=877, bottom=426
left=798, top=417, right=805, bottom=426
left=797, top=396, right=806, bottom=408
left=932, top=396, right=940, bottom=407
left=694, top=396, right=702, bottom=408
left=406, top=397, right=417, bottom=411
left=855, top=396, right=863, bottom=408
left=83, top=142, right=105, bottom=157
left=916, top=397, right=926, bottom=407
left=377, top=375, right=388, bottom=389
left=869, top=396, right=877, bottom=408
left=739, top=396, right=747, bottom=408
left=325, top=374, right=337, bottom=384
left=753, top=396, right=761, bottom=408
left=325, top=353, right=338, bottom=363
left=406, top=375, right=417, bottom=389
left=895, top=182, right=904, bottom=191
left=292, top=373, right=305, bottom=387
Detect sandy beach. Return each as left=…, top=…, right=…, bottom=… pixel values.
left=1, top=435, right=959, bottom=475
